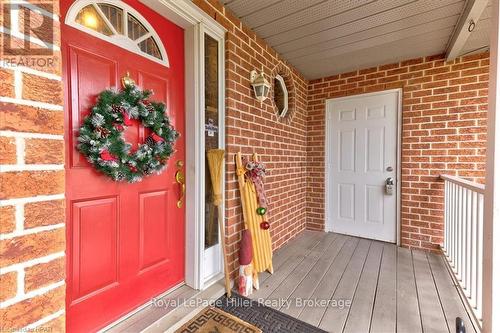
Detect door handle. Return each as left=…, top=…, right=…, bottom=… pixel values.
left=175, top=170, right=185, bottom=208
left=385, top=177, right=394, bottom=195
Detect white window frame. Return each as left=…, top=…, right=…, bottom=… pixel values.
left=274, top=74, right=289, bottom=118
left=65, top=0, right=169, bottom=67
left=199, top=26, right=226, bottom=286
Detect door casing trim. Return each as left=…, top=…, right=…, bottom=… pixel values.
left=324, top=89, right=402, bottom=245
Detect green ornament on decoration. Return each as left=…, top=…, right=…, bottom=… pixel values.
left=256, top=207, right=267, bottom=215
left=77, top=83, right=179, bottom=183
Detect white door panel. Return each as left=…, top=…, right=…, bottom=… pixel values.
left=326, top=91, right=399, bottom=243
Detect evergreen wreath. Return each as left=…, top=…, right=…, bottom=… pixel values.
left=77, top=83, right=179, bottom=182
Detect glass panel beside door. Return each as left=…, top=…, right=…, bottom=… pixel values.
left=203, top=32, right=223, bottom=282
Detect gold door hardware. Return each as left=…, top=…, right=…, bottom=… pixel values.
left=121, top=71, right=135, bottom=88
left=175, top=160, right=185, bottom=208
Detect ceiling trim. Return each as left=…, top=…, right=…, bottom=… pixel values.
left=446, top=0, right=489, bottom=60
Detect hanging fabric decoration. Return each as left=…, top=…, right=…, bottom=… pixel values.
left=245, top=160, right=268, bottom=209
left=77, top=82, right=179, bottom=182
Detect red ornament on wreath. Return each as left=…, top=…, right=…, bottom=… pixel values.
left=114, top=123, right=124, bottom=132
left=100, top=150, right=118, bottom=162
left=121, top=111, right=133, bottom=126
left=151, top=133, right=164, bottom=143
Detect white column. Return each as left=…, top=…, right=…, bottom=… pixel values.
left=483, top=0, right=500, bottom=331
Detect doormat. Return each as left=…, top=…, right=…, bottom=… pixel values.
left=175, top=306, right=262, bottom=333
left=214, top=293, right=328, bottom=333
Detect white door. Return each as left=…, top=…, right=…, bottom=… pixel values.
left=326, top=90, right=399, bottom=243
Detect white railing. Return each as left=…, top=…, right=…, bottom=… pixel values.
left=441, top=174, right=485, bottom=328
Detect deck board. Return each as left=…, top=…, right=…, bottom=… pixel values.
left=266, top=234, right=338, bottom=309
left=318, top=238, right=371, bottom=333
left=427, top=252, right=477, bottom=333
left=342, top=241, right=383, bottom=333
left=270, top=232, right=475, bottom=333
left=396, top=247, right=423, bottom=333
left=257, top=231, right=319, bottom=286
left=370, top=243, right=397, bottom=333
left=105, top=230, right=477, bottom=333
left=281, top=234, right=348, bottom=317
left=298, top=236, right=359, bottom=327
left=413, top=250, right=449, bottom=333
left=251, top=232, right=329, bottom=299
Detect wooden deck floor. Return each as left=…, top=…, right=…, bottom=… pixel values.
left=250, top=230, right=476, bottom=333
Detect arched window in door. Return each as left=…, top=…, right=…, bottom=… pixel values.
left=65, top=0, right=169, bottom=66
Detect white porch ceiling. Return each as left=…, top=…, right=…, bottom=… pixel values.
left=461, top=1, right=492, bottom=56
left=222, top=0, right=492, bottom=79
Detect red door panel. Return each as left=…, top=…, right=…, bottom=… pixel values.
left=68, top=46, right=118, bottom=168
left=139, top=190, right=170, bottom=271
left=61, top=1, right=185, bottom=332
left=71, top=197, right=119, bottom=302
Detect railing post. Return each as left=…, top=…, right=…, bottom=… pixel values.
left=471, top=191, right=478, bottom=309
left=454, top=183, right=457, bottom=270
left=465, top=189, right=471, bottom=298
left=478, top=193, right=484, bottom=321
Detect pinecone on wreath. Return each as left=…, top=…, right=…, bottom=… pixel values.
left=142, top=100, right=154, bottom=112
left=145, top=135, right=155, bottom=147
left=111, top=104, right=123, bottom=113
left=95, top=127, right=110, bottom=138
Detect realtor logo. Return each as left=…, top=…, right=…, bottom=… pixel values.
left=2, top=0, right=55, bottom=56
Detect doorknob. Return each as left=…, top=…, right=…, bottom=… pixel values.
left=175, top=161, right=185, bottom=208
left=385, top=177, right=394, bottom=195
left=175, top=170, right=185, bottom=208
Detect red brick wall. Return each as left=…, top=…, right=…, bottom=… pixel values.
left=307, top=52, right=489, bottom=251
left=0, top=1, right=65, bottom=331
left=193, top=0, right=310, bottom=275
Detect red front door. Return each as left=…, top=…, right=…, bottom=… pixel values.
left=61, top=1, right=185, bottom=331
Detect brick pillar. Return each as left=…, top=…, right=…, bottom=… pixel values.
left=0, top=1, right=65, bottom=331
